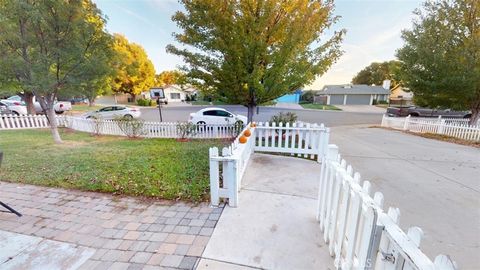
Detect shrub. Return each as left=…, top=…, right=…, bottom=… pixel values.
left=114, top=117, right=146, bottom=138
left=270, top=112, right=298, bottom=125
left=137, top=98, right=155, bottom=106
left=90, top=116, right=104, bottom=136
left=300, top=90, right=315, bottom=103
left=176, top=122, right=197, bottom=139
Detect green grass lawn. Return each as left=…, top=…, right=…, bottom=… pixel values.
left=0, top=129, right=226, bottom=202
left=300, top=103, right=342, bottom=111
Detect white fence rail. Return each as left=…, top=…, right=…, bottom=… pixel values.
left=318, top=144, right=457, bottom=270
left=0, top=114, right=66, bottom=129
left=254, top=122, right=329, bottom=162
left=209, top=123, right=256, bottom=207
left=381, top=115, right=480, bottom=141
left=0, top=115, right=242, bottom=139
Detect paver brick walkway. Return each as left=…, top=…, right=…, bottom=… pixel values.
left=0, top=181, right=223, bottom=270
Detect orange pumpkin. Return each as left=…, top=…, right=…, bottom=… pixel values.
left=243, top=129, right=252, bottom=137
left=239, top=135, right=248, bottom=144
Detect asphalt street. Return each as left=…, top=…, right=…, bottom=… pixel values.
left=139, top=105, right=384, bottom=127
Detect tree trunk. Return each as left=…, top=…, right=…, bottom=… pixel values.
left=470, top=97, right=480, bottom=126
left=88, top=97, right=95, bottom=107
left=130, top=93, right=136, bottom=103
left=46, top=107, right=63, bottom=144
left=247, top=103, right=255, bottom=124
left=37, top=95, right=63, bottom=144
left=24, top=92, right=36, bottom=115
left=470, top=106, right=480, bottom=126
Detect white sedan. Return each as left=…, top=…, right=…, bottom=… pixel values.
left=0, top=100, right=28, bottom=115
left=3, top=95, right=72, bottom=114
left=189, top=107, right=247, bottom=125
left=84, top=106, right=141, bottom=120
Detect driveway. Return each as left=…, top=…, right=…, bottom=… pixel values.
left=329, top=126, right=480, bottom=269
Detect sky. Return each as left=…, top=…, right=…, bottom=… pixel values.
left=93, top=0, right=423, bottom=89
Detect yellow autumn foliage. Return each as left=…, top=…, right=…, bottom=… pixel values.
left=110, top=34, right=155, bottom=98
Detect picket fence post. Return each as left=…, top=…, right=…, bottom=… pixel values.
left=403, top=115, right=411, bottom=130
left=438, top=119, right=446, bottom=135
left=209, top=147, right=220, bottom=206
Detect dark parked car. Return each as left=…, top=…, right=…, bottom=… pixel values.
left=0, top=101, right=13, bottom=116
left=387, top=106, right=471, bottom=118
left=69, top=97, right=88, bottom=105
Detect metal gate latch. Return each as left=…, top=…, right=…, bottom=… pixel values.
left=381, top=252, right=395, bottom=264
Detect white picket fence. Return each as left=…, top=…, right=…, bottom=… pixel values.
left=381, top=115, right=480, bottom=141
left=209, top=123, right=257, bottom=207
left=0, top=114, right=242, bottom=139
left=255, top=122, right=330, bottom=162
left=318, top=144, right=457, bottom=270
left=209, top=121, right=330, bottom=207
left=0, top=114, right=65, bottom=129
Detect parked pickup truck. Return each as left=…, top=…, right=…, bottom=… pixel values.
left=387, top=106, right=471, bottom=118
left=3, top=95, right=72, bottom=114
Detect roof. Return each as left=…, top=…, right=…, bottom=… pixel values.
left=320, top=84, right=390, bottom=95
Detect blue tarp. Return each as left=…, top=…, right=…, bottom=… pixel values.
left=275, top=90, right=302, bottom=103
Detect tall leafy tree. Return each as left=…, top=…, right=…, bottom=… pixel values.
left=110, top=34, right=155, bottom=102
left=71, top=1, right=115, bottom=106
left=397, top=0, right=480, bottom=124
left=351, top=60, right=401, bottom=88
left=167, top=0, right=345, bottom=122
left=0, top=0, right=113, bottom=143
left=155, top=70, right=187, bottom=87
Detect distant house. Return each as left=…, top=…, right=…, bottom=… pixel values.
left=142, top=84, right=198, bottom=103
left=318, top=84, right=390, bottom=105
left=390, top=85, right=413, bottom=99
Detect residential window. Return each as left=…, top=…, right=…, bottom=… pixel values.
left=170, top=93, right=181, bottom=99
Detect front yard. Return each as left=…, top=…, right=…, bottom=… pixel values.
left=0, top=129, right=225, bottom=202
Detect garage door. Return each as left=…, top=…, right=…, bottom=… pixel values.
left=346, top=95, right=371, bottom=105
left=329, top=95, right=344, bottom=105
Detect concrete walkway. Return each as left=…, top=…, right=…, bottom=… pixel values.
left=330, top=126, right=480, bottom=269
left=0, top=230, right=94, bottom=269
left=199, top=154, right=333, bottom=270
